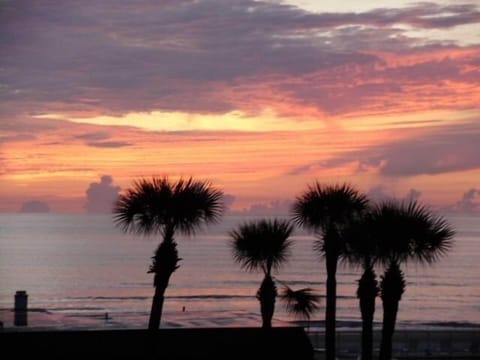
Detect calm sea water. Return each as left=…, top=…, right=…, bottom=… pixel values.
left=0, top=213, right=479, bottom=330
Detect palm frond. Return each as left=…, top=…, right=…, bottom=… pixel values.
left=292, top=182, right=369, bottom=232
left=280, top=286, right=321, bottom=320
left=113, top=176, right=224, bottom=237
left=341, top=209, right=380, bottom=267
left=292, top=183, right=369, bottom=260
left=113, top=179, right=168, bottom=235
left=169, top=177, right=225, bottom=235
left=230, top=219, right=294, bottom=273
left=371, top=200, right=455, bottom=265
left=403, top=201, right=455, bottom=264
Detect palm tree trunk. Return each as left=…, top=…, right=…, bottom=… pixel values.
left=325, top=253, right=338, bottom=360
left=379, top=261, right=405, bottom=360
left=257, top=274, right=277, bottom=329
left=147, top=234, right=181, bottom=330
left=357, top=265, right=378, bottom=360
left=148, top=278, right=167, bottom=330
left=379, top=297, right=399, bottom=360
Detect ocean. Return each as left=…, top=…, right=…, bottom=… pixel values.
left=0, top=213, right=479, bottom=330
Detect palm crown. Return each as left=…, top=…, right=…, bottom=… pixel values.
left=370, top=201, right=454, bottom=265
left=230, top=219, right=293, bottom=274
left=114, top=177, right=224, bottom=237
left=292, top=183, right=369, bottom=254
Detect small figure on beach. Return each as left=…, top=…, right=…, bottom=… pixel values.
left=104, top=312, right=110, bottom=321
left=182, top=306, right=186, bottom=312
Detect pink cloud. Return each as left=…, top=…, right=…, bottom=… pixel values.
left=454, top=188, right=480, bottom=212
left=0, top=1, right=479, bottom=118
left=85, top=175, right=121, bottom=213
left=312, top=121, right=480, bottom=177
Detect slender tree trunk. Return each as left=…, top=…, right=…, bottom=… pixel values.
left=325, top=253, right=338, bottom=360
left=357, top=265, right=378, bottom=360
left=147, top=233, right=181, bottom=330
left=379, top=261, right=405, bottom=360
left=379, top=297, right=399, bottom=360
left=148, top=279, right=167, bottom=330
left=257, top=274, right=277, bottom=329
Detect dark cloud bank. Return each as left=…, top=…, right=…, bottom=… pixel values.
left=1, top=0, right=478, bottom=118
left=18, top=200, right=51, bottom=213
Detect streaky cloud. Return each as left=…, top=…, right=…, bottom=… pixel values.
left=86, top=141, right=131, bottom=148
left=75, top=132, right=112, bottom=141
left=328, top=120, right=480, bottom=177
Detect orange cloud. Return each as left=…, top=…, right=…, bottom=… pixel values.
left=2, top=1, right=480, bottom=213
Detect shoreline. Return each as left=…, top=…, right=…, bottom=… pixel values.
left=3, top=307, right=480, bottom=332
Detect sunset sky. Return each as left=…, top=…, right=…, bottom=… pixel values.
left=1, top=0, right=479, bottom=213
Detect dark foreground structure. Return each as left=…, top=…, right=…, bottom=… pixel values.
left=1, top=327, right=314, bottom=360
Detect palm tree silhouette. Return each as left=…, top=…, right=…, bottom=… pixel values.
left=230, top=218, right=294, bottom=329
left=292, top=183, right=369, bottom=360
left=370, top=201, right=454, bottom=360
left=113, top=177, right=224, bottom=329
left=280, top=285, right=321, bottom=328
left=343, top=210, right=380, bottom=360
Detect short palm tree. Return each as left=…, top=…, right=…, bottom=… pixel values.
left=230, top=219, right=294, bottom=329
left=371, top=201, right=454, bottom=360
left=113, top=177, right=224, bottom=329
left=292, top=183, right=369, bottom=360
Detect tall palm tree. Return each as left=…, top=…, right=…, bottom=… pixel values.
left=292, top=183, right=369, bottom=360
left=371, top=201, right=454, bottom=360
left=343, top=211, right=380, bottom=360
left=113, top=177, right=224, bottom=329
left=230, top=219, right=294, bottom=329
